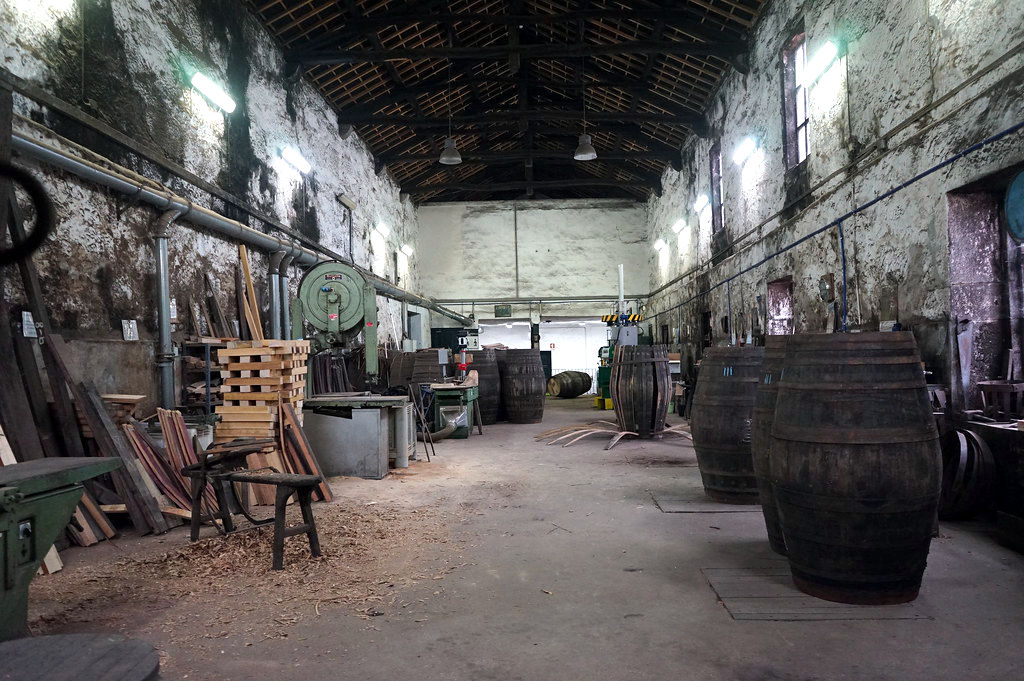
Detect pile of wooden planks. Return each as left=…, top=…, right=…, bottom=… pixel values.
left=215, top=339, right=310, bottom=442
left=0, top=92, right=174, bottom=546
left=75, top=394, right=145, bottom=439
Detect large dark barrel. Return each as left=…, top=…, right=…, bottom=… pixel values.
left=500, top=349, right=546, bottom=423
left=388, top=351, right=416, bottom=388
left=472, top=348, right=501, bottom=425
left=751, top=336, right=789, bottom=555
left=610, top=345, right=671, bottom=439
left=494, top=350, right=509, bottom=421
left=690, top=346, right=764, bottom=504
left=411, top=349, right=448, bottom=384
left=547, top=371, right=592, bottom=398
left=770, top=332, right=941, bottom=605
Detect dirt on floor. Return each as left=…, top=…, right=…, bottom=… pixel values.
left=28, top=499, right=460, bottom=649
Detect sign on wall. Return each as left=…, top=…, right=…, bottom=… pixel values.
left=494, top=304, right=512, bottom=318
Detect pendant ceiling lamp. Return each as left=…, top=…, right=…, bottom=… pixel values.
left=574, top=133, right=597, bottom=161
left=574, top=59, right=597, bottom=161
left=439, top=58, right=462, bottom=165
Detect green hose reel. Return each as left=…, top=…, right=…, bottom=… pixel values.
left=292, top=261, right=379, bottom=376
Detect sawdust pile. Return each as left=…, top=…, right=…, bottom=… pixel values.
left=29, top=501, right=457, bottom=643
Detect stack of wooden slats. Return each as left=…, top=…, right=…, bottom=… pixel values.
left=215, top=339, right=310, bottom=442
left=74, top=394, right=146, bottom=439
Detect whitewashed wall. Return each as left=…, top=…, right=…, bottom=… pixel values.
left=417, top=198, right=649, bottom=320
left=645, top=0, right=1024, bottom=377
left=1, top=0, right=422, bottom=399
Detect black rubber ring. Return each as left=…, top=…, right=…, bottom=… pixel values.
left=0, top=163, right=54, bottom=266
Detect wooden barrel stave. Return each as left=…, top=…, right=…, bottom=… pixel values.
left=472, top=348, right=501, bottom=425
left=611, top=345, right=671, bottom=439
left=388, top=351, right=416, bottom=388
left=751, top=335, right=789, bottom=555
left=690, top=346, right=764, bottom=504
left=770, top=332, right=941, bottom=605
left=411, top=349, right=448, bottom=385
left=500, top=349, right=546, bottom=423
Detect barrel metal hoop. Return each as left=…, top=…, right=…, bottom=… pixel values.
left=787, top=357, right=923, bottom=366
left=774, top=485, right=940, bottom=512
left=770, top=424, right=938, bottom=444
left=777, top=382, right=927, bottom=391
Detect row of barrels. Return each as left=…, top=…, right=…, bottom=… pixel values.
left=387, top=348, right=546, bottom=424
left=690, top=332, right=941, bottom=605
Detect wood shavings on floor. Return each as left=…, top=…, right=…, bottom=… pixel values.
left=28, top=502, right=455, bottom=644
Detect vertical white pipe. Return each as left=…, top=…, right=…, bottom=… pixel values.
left=617, top=263, right=625, bottom=316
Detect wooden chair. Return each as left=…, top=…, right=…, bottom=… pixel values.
left=977, top=380, right=1024, bottom=420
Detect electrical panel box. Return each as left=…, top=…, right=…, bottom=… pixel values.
left=615, top=326, right=638, bottom=346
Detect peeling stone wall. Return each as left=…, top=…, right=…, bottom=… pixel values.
left=645, top=0, right=1024, bottom=383
left=417, top=198, right=648, bottom=321
left=1, top=0, right=420, bottom=403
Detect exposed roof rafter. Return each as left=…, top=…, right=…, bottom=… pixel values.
left=247, top=0, right=765, bottom=202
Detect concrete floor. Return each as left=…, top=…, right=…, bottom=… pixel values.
left=33, top=399, right=1024, bottom=679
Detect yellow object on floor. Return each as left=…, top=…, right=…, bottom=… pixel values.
left=593, top=396, right=613, bottom=410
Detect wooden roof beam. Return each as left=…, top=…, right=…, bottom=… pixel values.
left=290, top=40, right=748, bottom=65
left=340, top=109, right=704, bottom=129
left=407, top=178, right=654, bottom=195
left=385, top=149, right=676, bottom=163
left=292, top=8, right=746, bottom=55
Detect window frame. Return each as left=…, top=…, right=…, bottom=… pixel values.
left=709, top=140, right=724, bottom=234
left=782, top=31, right=810, bottom=170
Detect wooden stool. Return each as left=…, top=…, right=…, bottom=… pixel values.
left=978, top=380, right=1024, bottom=420
left=221, top=471, right=323, bottom=570
left=181, top=442, right=324, bottom=571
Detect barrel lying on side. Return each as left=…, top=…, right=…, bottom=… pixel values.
left=770, top=332, right=941, bottom=605
left=610, top=345, right=671, bottom=439
left=548, top=371, right=593, bottom=399
left=690, top=346, right=764, bottom=504
left=472, top=348, right=501, bottom=425
left=500, top=349, right=546, bottom=423
left=751, top=336, right=789, bottom=555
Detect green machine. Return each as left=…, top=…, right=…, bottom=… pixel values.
left=596, top=312, right=643, bottom=410
left=292, top=261, right=379, bottom=379
left=432, top=385, right=478, bottom=439
left=1, top=457, right=121, bottom=641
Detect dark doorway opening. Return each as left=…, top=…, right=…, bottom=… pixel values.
left=947, top=166, right=1024, bottom=412
left=766, top=276, right=795, bottom=335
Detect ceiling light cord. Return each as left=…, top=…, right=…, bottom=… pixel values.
left=439, top=56, right=462, bottom=165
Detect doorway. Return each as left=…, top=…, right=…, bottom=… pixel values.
left=406, top=311, right=423, bottom=350
left=947, top=179, right=1024, bottom=411
left=766, top=276, right=794, bottom=335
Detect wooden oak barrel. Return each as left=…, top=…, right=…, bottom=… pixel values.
left=494, top=350, right=509, bottom=421
left=751, top=335, right=790, bottom=555
left=500, top=349, right=546, bottom=423
left=472, top=348, right=501, bottom=425
left=770, top=332, right=941, bottom=605
left=690, top=346, right=764, bottom=504
left=388, top=351, right=416, bottom=388
left=610, top=345, right=671, bottom=439
left=547, top=370, right=592, bottom=398
left=411, top=349, right=448, bottom=384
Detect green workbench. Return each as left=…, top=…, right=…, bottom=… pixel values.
left=432, top=384, right=479, bottom=439
left=1, top=457, right=122, bottom=641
